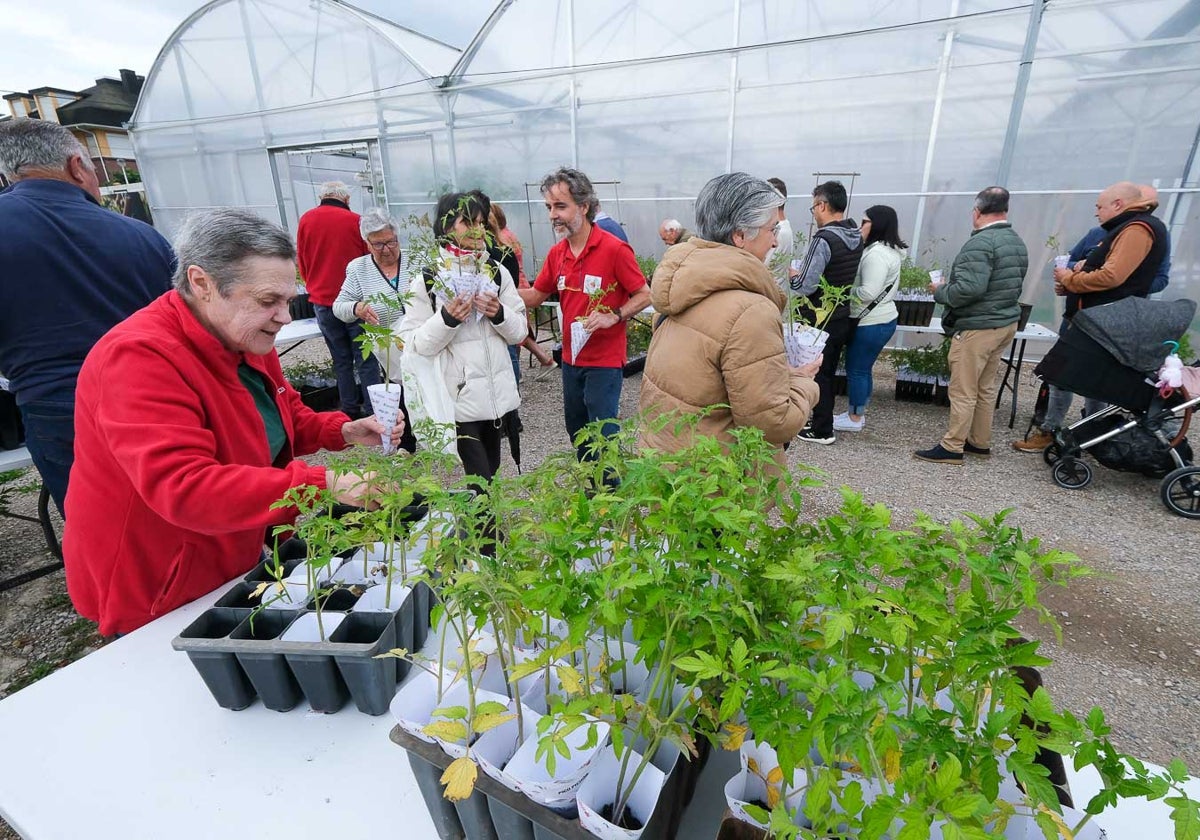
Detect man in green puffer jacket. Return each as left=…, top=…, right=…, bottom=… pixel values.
left=915, top=186, right=1028, bottom=464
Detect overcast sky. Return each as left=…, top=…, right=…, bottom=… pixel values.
left=0, top=0, right=482, bottom=96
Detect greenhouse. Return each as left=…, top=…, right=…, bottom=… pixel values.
left=130, top=0, right=1199, bottom=328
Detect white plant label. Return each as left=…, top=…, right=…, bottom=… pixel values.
left=583, top=274, right=603, bottom=295
left=571, top=321, right=592, bottom=363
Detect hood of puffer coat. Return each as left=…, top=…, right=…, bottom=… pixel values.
left=651, top=238, right=787, bottom=316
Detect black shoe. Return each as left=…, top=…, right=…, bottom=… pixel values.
left=963, top=442, right=991, bottom=456
left=914, top=444, right=963, bottom=465
left=798, top=428, right=835, bottom=445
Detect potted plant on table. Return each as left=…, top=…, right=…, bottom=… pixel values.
left=895, top=260, right=938, bottom=327
left=783, top=279, right=853, bottom=369
left=283, top=359, right=339, bottom=412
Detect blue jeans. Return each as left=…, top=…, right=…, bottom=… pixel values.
left=313, top=304, right=382, bottom=416
left=508, top=344, right=521, bottom=385
left=561, top=363, right=622, bottom=461
left=19, top=396, right=75, bottom=517
left=844, top=319, right=897, bottom=415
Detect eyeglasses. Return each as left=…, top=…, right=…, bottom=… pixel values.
left=809, top=200, right=825, bottom=215
left=368, top=238, right=399, bottom=251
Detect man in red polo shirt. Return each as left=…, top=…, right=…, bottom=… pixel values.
left=296, top=181, right=379, bottom=417
left=521, top=168, right=650, bottom=460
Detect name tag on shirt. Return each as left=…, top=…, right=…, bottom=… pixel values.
left=583, top=274, right=602, bottom=295
left=557, top=275, right=566, bottom=291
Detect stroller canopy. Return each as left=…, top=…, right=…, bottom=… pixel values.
left=1072, top=297, right=1197, bottom=373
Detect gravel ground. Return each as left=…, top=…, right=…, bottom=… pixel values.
left=2, top=339, right=1198, bottom=837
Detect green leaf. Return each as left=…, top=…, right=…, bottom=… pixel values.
left=430, top=705, right=468, bottom=721
left=933, top=754, right=963, bottom=799
left=1027, top=686, right=1056, bottom=723
left=473, top=701, right=508, bottom=717
left=822, top=612, right=854, bottom=648
left=1167, top=796, right=1200, bottom=840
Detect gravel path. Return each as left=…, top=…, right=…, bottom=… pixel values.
left=2, top=342, right=1197, bottom=837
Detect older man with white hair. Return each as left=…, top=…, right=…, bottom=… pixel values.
left=296, top=181, right=380, bottom=418
left=0, top=118, right=173, bottom=515
left=658, top=218, right=694, bottom=247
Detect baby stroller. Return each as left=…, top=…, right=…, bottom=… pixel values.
left=1032, top=297, right=1200, bottom=519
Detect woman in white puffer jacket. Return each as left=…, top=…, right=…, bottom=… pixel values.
left=398, top=192, right=527, bottom=482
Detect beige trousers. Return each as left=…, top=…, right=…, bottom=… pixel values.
left=941, top=323, right=1017, bottom=453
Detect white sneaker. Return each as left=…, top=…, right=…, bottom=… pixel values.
left=833, top=412, right=865, bottom=432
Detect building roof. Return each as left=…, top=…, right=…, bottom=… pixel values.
left=57, top=73, right=143, bottom=129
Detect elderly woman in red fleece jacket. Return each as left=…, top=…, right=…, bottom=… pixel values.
left=63, top=208, right=404, bottom=637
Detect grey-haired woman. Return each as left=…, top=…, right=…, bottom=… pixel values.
left=63, top=208, right=404, bottom=636
left=639, top=172, right=820, bottom=459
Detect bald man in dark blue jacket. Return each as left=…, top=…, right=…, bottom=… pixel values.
left=0, top=118, right=173, bottom=514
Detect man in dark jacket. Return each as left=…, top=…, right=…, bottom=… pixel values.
left=1013, top=181, right=1169, bottom=452
left=792, top=181, right=863, bottom=444
left=0, top=118, right=174, bottom=514
left=296, top=182, right=379, bottom=418
left=916, top=186, right=1027, bottom=465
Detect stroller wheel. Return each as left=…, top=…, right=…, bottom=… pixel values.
left=1043, top=442, right=1063, bottom=466
left=1052, top=457, right=1092, bottom=490
left=1160, top=466, right=1200, bottom=519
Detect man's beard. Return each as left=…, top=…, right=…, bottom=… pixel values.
left=553, top=216, right=582, bottom=240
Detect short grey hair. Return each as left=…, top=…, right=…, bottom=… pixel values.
left=0, top=117, right=92, bottom=179
left=172, top=208, right=296, bottom=298
left=694, top=172, right=781, bottom=246
left=359, top=207, right=397, bottom=240
left=661, top=219, right=683, bottom=232
left=974, top=186, right=1009, bottom=215
left=540, top=167, right=597, bottom=222
left=318, top=181, right=350, bottom=201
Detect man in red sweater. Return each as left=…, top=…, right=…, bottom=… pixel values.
left=296, top=182, right=380, bottom=417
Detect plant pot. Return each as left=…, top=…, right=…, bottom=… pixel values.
left=623, top=354, right=646, bottom=378
left=506, top=714, right=610, bottom=814
left=214, top=580, right=266, bottom=610
left=405, top=739, right=468, bottom=840
left=833, top=370, right=847, bottom=396
left=298, top=384, right=339, bottom=412
left=280, top=611, right=349, bottom=713
left=413, top=578, right=435, bottom=651
left=231, top=609, right=303, bottom=712
left=172, top=607, right=256, bottom=711
left=576, top=745, right=668, bottom=840
left=352, top=582, right=411, bottom=613
left=393, top=724, right=598, bottom=840
left=783, top=324, right=827, bottom=368
left=896, top=296, right=936, bottom=327
left=242, top=556, right=304, bottom=583
left=288, top=292, right=316, bottom=320
left=714, top=811, right=767, bottom=840
left=1017, top=302, right=1033, bottom=331
left=368, top=382, right=404, bottom=455
left=329, top=610, right=400, bottom=715
left=308, top=586, right=362, bottom=612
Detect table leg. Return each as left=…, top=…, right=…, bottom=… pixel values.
left=0, top=485, right=63, bottom=593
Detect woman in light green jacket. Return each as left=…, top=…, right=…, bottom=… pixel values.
left=835, top=205, right=906, bottom=432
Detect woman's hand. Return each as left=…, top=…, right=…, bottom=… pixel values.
left=326, top=469, right=381, bottom=508
left=341, top=414, right=406, bottom=447
left=795, top=354, right=822, bottom=377
left=354, top=301, right=381, bottom=325
left=444, top=295, right=473, bottom=323
left=474, top=290, right=500, bottom=319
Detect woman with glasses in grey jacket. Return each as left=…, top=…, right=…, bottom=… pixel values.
left=334, top=207, right=416, bottom=451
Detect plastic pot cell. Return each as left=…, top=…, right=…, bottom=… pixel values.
left=329, top=610, right=399, bottom=716
left=172, top=607, right=256, bottom=711
left=231, top=610, right=303, bottom=712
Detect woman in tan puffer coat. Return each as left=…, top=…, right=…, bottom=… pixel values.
left=639, top=173, right=821, bottom=456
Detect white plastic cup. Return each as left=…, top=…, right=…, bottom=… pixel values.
left=928, top=269, right=943, bottom=287
left=1054, top=254, right=1071, bottom=270
left=367, top=383, right=403, bottom=454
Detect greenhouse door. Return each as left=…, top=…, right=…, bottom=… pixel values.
left=269, top=140, right=385, bottom=234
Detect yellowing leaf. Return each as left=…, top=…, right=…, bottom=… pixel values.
left=767, top=785, right=781, bottom=809
left=422, top=721, right=468, bottom=743
left=556, top=664, right=585, bottom=696
left=473, top=712, right=517, bottom=735
left=721, top=723, right=750, bottom=751
left=884, top=748, right=901, bottom=783
left=746, top=757, right=760, bottom=775
left=440, top=756, right=478, bottom=801
left=766, top=766, right=784, bottom=785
